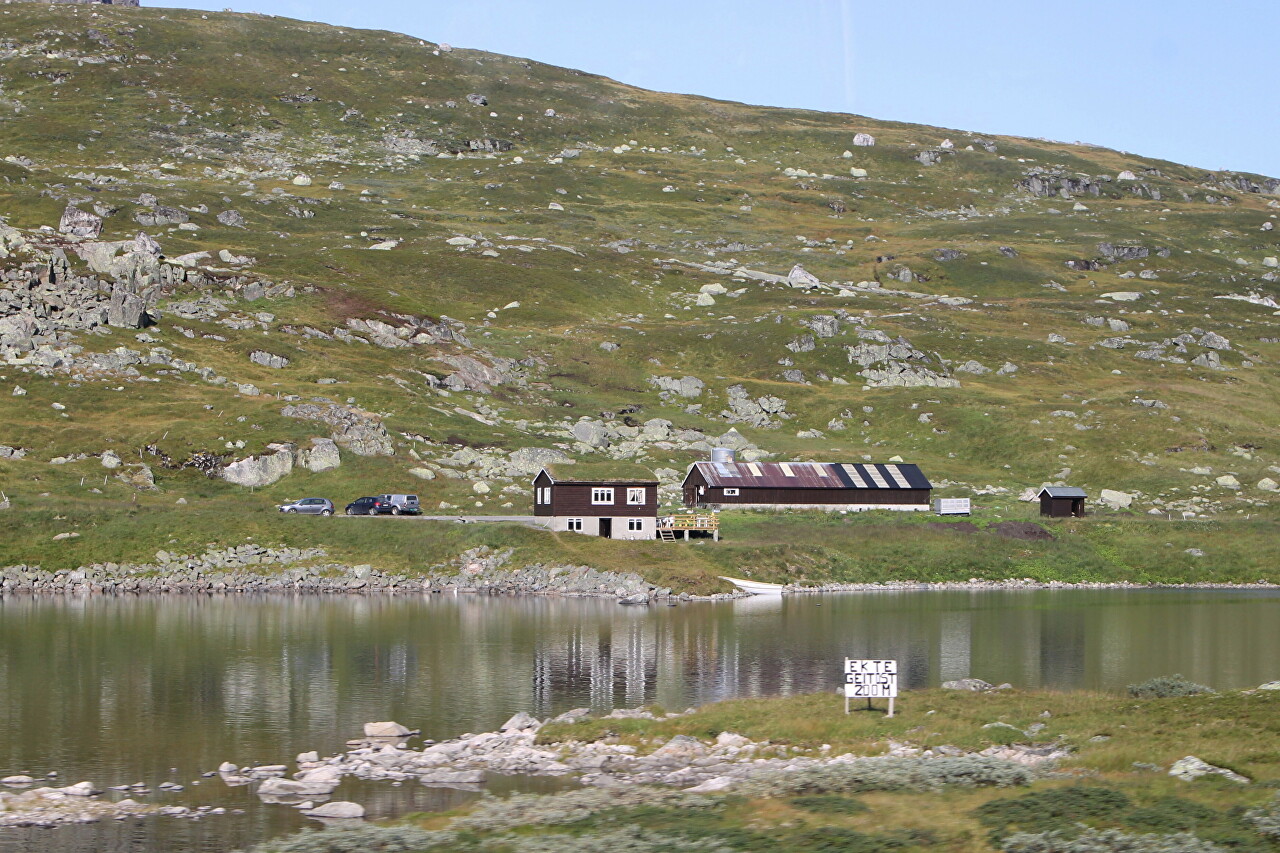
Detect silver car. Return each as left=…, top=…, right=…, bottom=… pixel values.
left=277, top=497, right=334, bottom=516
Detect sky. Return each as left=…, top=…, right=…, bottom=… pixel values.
left=150, top=0, right=1280, bottom=177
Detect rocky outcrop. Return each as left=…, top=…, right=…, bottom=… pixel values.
left=58, top=204, right=102, bottom=238
left=722, top=385, right=788, bottom=427
left=1019, top=171, right=1104, bottom=199
left=220, top=444, right=294, bottom=487
left=846, top=335, right=959, bottom=389
left=295, top=438, right=341, bottom=472
left=649, top=375, right=705, bottom=398
left=282, top=403, right=395, bottom=456
left=0, top=251, right=156, bottom=353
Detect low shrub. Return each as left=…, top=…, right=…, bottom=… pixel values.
left=976, top=786, right=1132, bottom=840
left=1001, top=828, right=1226, bottom=853
left=1127, top=675, right=1216, bottom=698
left=453, top=787, right=719, bottom=833
left=485, top=826, right=736, bottom=853
left=735, top=756, right=1033, bottom=797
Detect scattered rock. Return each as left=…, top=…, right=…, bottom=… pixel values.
left=364, top=721, right=414, bottom=738
left=304, top=801, right=365, bottom=819
left=1169, top=756, right=1249, bottom=784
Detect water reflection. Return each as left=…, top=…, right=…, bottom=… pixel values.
left=0, top=588, right=1276, bottom=853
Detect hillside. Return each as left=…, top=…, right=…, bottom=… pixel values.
left=1, top=4, right=1279, bottom=576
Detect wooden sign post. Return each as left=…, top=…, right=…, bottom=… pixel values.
left=844, top=659, right=898, bottom=717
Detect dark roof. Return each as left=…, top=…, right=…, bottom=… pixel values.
left=685, top=461, right=931, bottom=490
left=1039, top=486, right=1087, bottom=498
left=539, top=463, right=658, bottom=484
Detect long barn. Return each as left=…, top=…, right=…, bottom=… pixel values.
left=682, top=456, right=932, bottom=511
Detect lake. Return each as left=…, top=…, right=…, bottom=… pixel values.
left=1, top=588, right=1277, bottom=852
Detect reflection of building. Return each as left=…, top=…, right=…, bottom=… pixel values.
left=532, top=464, right=658, bottom=539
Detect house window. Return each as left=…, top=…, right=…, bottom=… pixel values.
left=723, top=488, right=740, bottom=496
left=626, top=487, right=645, bottom=505
left=567, top=518, right=583, bottom=532
left=591, top=487, right=615, bottom=505
left=627, top=519, right=644, bottom=531
left=536, top=488, right=549, bottom=505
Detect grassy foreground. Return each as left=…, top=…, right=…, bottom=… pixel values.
left=256, top=688, right=1280, bottom=853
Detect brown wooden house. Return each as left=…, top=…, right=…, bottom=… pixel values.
left=682, top=456, right=932, bottom=511
left=533, top=463, right=659, bottom=540
left=1039, top=486, right=1086, bottom=518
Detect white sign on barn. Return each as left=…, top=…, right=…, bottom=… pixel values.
left=843, top=659, right=898, bottom=716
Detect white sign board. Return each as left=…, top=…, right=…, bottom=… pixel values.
left=843, top=659, right=898, bottom=716
left=844, top=659, right=898, bottom=698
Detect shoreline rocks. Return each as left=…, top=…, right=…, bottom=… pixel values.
left=0, top=545, right=1274, bottom=599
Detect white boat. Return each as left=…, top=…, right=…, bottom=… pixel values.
left=720, top=575, right=785, bottom=596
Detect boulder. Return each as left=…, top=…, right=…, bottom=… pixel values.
left=1169, top=756, right=1249, bottom=784
left=100, top=450, right=122, bottom=469
left=500, top=711, right=541, bottom=732
left=304, top=801, right=365, bottom=818
left=1257, top=478, right=1279, bottom=492
left=852, top=133, right=876, bottom=146
left=786, top=264, right=822, bottom=290
left=257, top=776, right=338, bottom=796
left=217, top=210, right=246, bottom=228
left=1215, top=474, right=1241, bottom=489
left=249, top=350, right=289, bottom=369
left=942, top=678, right=994, bottom=692
left=135, top=206, right=189, bottom=227
left=571, top=419, right=609, bottom=448
left=296, top=438, right=341, bottom=473
left=506, top=446, right=573, bottom=476
left=220, top=447, right=294, bottom=488
left=1100, top=489, right=1133, bottom=509
left=364, top=721, right=413, bottom=738
left=59, top=204, right=103, bottom=238
left=650, top=375, right=706, bottom=398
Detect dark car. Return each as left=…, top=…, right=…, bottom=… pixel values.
left=344, top=496, right=395, bottom=516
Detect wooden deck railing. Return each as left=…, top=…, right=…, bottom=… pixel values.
left=659, top=513, right=720, bottom=531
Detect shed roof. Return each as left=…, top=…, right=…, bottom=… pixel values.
left=539, top=463, right=658, bottom=484
left=1039, top=486, right=1087, bottom=498
left=686, top=461, right=931, bottom=490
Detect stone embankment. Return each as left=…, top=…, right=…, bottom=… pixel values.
left=0, top=546, right=732, bottom=601
left=3, top=544, right=1273, bottom=598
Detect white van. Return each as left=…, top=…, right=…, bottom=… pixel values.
left=377, top=494, right=420, bottom=515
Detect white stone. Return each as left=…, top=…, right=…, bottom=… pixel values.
left=1100, top=489, right=1133, bottom=509
left=305, top=801, right=365, bottom=819
left=1169, top=756, right=1249, bottom=784
left=850, top=167, right=867, bottom=178
left=1215, top=474, right=1241, bottom=489
left=1102, top=291, right=1142, bottom=302
left=1263, top=257, right=1278, bottom=268
left=852, top=133, right=876, bottom=147
left=1257, top=478, right=1279, bottom=492
left=1116, top=170, right=1138, bottom=181
left=100, top=450, right=122, bottom=469
left=446, top=236, right=476, bottom=247
left=291, top=174, right=312, bottom=186
left=548, top=202, right=564, bottom=211
left=364, top=721, right=413, bottom=738
left=695, top=293, right=716, bottom=306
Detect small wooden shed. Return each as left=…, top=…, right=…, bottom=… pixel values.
left=1039, top=486, right=1086, bottom=518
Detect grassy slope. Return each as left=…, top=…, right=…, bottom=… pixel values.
left=1, top=5, right=1279, bottom=584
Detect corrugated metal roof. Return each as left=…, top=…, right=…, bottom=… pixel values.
left=688, top=461, right=932, bottom=490
left=1040, top=486, right=1087, bottom=498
